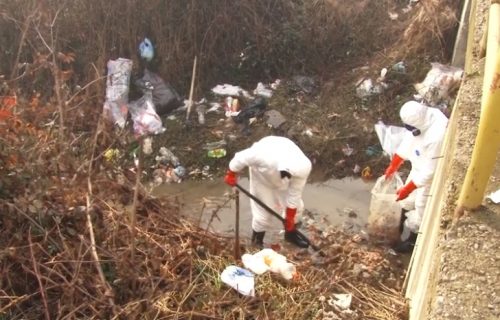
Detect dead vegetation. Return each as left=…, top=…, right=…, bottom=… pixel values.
left=0, top=0, right=462, bottom=319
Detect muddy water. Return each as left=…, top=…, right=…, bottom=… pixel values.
left=153, top=178, right=375, bottom=244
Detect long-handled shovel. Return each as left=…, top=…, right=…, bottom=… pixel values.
left=234, top=183, right=325, bottom=256
left=234, top=189, right=241, bottom=260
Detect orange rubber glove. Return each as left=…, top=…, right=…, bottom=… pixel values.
left=396, top=181, right=417, bottom=201
left=384, top=153, right=404, bottom=179
left=224, top=169, right=237, bottom=186
left=285, top=207, right=297, bottom=232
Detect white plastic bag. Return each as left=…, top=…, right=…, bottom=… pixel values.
left=220, top=266, right=255, bottom=297
left=414, top=63, right=463, bottom=106
left=128, top=89, right=164, bottom=137
left=367, top=174, right=403, bottom=244
left=374, top=121, right=407, bottom=156
left=103, top=58, right=133, bottom=128
left=242, top=248, right=296, bottom=280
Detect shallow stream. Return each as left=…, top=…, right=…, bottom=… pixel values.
left=153, top=177, right=375, bottom=244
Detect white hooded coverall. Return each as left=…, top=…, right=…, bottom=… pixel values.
left=228, top=136, right=312, bottom=232
left=396, top=101, right=448, bottom=239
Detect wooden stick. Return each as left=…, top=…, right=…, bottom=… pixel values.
left=186, top=55, right=198, bottom=121
left=234, top=189, right=241, bottom=260
left=28, top=229, right=50, bottom=320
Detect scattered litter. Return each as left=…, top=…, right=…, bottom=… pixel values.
left=388, top=11, right=398, bottom=20
left=211, top=84, right=252, bottom=99
left=137, top=69, right=182, bottom=115
left=414, top=62, right=463, bottom=106
left=342, top=144, right=354, bottom=156
left=361, top=167, right=373, bottom=180
left=392, top=61, right=406, bottom=73
left=365, top=145, right=383, bottom=157
left=264, top=109, right=286, bottom=128
left=232, top=97, right=267, bottom=127
left=253, top=82, right=273, bottom=98
left=206, top=102, right=222, bottom=113
left=328, top=293, right=352, bottom=310
left=203, top=139, right=227, bottom=150
left=156, top=147, right=180, bottom=167
left=139, top=38, right=154, bottom=61
left=355, top=78, right=387, bottom=98
left=242, top=248, right=297, bottom=280
left=353, top=164, right=361, bottom=174
left=143, top=137, right=153, bottom=155
left=104, top=148, right=120, bottom=162
left=220, top=265, right=255, bottom=297
left=270, top=79, right=281, bottom=90
left=128, top=81, right=165, bottom=136
left=103, top=58, right=133, bottom=128
left=486, top=189, right=500, bottom=204
left=207, top=148, right=226, bottom=158
left=302, top=129, right=314, bottom=137
left=196, top=104, right=206, bottom=125
left=224, top=96, right=241, bottom=117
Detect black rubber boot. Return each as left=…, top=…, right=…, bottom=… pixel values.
left=251, top=230, right=265, bottom=248
left=394, top=231, right=418, bottom=253
left=284, top=230, right=309, bottom=248
left=399, top=209, right=409, bottom=234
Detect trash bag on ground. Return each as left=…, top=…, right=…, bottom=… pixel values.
left=232, top=97, right=267, bottom=125
left=128, top=82, right=165, bottom=137
left=136, top=69, right=182, bottom=116
left=103, top=58, right=133, bottom=128
left=414, top=62, right=463, bottom=106
left=367, top=173, right=403, bottom=244
left=242, top=248, right=297, bottom=280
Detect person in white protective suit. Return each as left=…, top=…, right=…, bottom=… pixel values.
left=383, top=100, right=448, bottom=252
left=224, top=136, right=311, bottom=248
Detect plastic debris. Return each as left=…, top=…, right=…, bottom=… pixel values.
left=486, top=189, right=500, bottom=204
left=253, top=82, right=273, bottom=98
left=143, top=137, right=153, bottom=155
left=328, top=293, right=352, bottom=310
left=211, top=84, right=252, bottom=99
left=103, top=58, right=133, bottom=128
left=104, top=148, right=120, bottom=162
left=342, top=144, right=354, bottom=156
left=203, top=139, right=227, bottom=150
left=220, top=266, right=255, bottom=297
left=414, top=63, right=463, bottom=106
left=137, top=69, right=182, bottom=115
left=242, top=248, right=297, bottom=280
left=139, top=38, right=154, bottom=62
left=207, top=148, right=226, bottom=158
left=232, top=97, right=267, bottom=126
left=355, top=78, right=387, bottom=99
left=392, top=61, right=406, bottom=73
left=128, top=81, right=165, bottom=137
left=156, top=147, right=180, bottom=167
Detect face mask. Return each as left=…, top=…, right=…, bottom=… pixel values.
left=404, top=124, right=421, bottom=136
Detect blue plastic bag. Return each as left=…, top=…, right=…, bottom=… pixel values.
left=139, top=38, right=154, bottom=61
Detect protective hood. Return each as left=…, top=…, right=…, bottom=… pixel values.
left=399, top=101, right=432, bottom=132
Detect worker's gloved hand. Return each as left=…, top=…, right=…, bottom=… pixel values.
left=224, top=169, right=238, bottom=187
left=384, top=154, right=404, bottom=179
left=396, top=181, right=417, bottom=201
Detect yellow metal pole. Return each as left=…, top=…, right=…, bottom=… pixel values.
left=456, top=47, right=500, bottom=212
left=481, top=3, right=500, bottom=111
